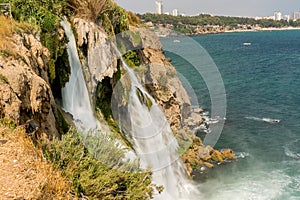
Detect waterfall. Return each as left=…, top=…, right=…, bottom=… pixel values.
left=60, top=18, right=199, bottom=199
left=116, top=60, right=199, bottom=199
left=60, top=19, right=100, bottom=131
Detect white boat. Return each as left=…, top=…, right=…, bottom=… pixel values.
left=243, top=42, right=251, bottom=46
left=173, top=39, right=180, bottom=43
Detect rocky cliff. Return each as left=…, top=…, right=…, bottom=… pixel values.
left=0, top=14, right=235, bottom=177
left=72, top=18, right=194, bottom=132
left=70, top=18, right=236, bottom=176
left=0, top=33, right=59, bottom=139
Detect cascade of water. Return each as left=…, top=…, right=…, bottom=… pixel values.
left=60, top=19, right=100, bottom=131
left=60, top=17, right=199, bottom=199
left=118, top=60, right=199, bottom=199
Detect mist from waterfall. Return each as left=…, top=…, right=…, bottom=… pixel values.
left=115, top=60, right=199, bottom=199
left=60, top=17, right=199, bottom=199
left=60, top=19, right=100, bottom=131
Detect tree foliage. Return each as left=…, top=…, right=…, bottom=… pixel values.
left=43, top=128, right=156, bottom=199
left=139, top=13, right=300, bottom=31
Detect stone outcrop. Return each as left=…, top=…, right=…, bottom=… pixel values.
left=0, top=33, right=59, bottom=139
left=73, top=18, right=118, bottom=100
left=181, top=137, right=237, bottom=175
left=64, top=18, right=236, bottom=176
left=73, top=19, right=193, bottom=132
left=126, top=26, right=192, bottom=132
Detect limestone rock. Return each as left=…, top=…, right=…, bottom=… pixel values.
left=73, top=18, right=118, bottom=99
left=0, top=33, right=58, bottom=139
left=203, top=162, right=214, bottom=168
left=221, top=149, right=237, bottom=160
left=141, top=47, right=192, bottom=132
left=211, top=150, right=224, bottom=163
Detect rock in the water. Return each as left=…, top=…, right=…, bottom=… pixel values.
left=203, top=162, right=214, bottom=168
left=211, top=150, right=224, bottom=163
left=221, top=149, right=237, bottom=160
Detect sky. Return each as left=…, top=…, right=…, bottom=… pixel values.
left=114, top=0, right=300, bottom=17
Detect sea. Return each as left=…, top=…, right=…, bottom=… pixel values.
left=161, top=30, right=300, bottom=200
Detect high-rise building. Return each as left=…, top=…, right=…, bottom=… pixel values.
left=172, top=9, right=178, bottom=16
left=155, top=1, right=163, bottom=14
left=283, top=15, right=290, bottom=21
left=274, top=11, right=282, bottom=21
left=292, top=12, right=300, bottom=21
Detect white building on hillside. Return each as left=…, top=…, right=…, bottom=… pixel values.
left=172, top=9, right=178, bottom=16
left=292, top=12, right=300, bottom=21
left=274, top=11, right=282, bottom=21
left=283, top=15, right=290, bottom=21
left=155, top=1, right=163, bottom=14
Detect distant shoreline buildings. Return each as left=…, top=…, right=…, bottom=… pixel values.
left=155, top=1, right=163, bottom=14
left=155, top=1, right=182, bottom=16
left=154, top=1, right=299, bottom=21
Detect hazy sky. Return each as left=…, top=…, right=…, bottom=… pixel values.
left=114, top=0, right=300, bottom=17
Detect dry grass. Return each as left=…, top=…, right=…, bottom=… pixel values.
left=0, top=123, right=72, bottom=199
left=0, top=15, right=13, bottom=52
left=0, top=15, right=36, bottom=57
left=68, top=0, right=107, bottom=21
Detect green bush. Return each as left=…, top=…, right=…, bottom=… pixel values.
left=0, top=73, right=9, bottom=84
left=99, top=1, right=129, bottom=35
left=123, top=50, right=141, bottom=68
left=10, top=0, right=66, bottom=33
left=43, top=128, right=156, bottom=199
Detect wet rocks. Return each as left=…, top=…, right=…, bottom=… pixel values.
left=181, top=137, right=237, bottom=175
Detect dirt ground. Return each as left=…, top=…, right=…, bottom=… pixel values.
left=0, top=125, right=70, bottom=200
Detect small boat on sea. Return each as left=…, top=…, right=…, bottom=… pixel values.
left=243, top=42, right=251, bottom=46
left=173, top=39, right=180, bottom=43
left=262, top=118, right=280, bottom=124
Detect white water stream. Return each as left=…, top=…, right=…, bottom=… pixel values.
left=61, top=18, right=199, bottom=199
left=118, top=61, right=199, bottom=199
left=60, top=19, right=100, bottom=131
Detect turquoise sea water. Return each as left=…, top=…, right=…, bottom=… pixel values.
left=161, top=31, right=300, bottom=199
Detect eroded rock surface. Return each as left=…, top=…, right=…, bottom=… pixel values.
left=0, top=33, right=58, bottom=138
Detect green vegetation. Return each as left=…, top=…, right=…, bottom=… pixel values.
left=0, top=118, right=17, bottom=129
left=8, top=0, right=67, bottom=32
left=123, top=50, right=141, bottom=68
left=53, top=106, right=70, bottom=135
left=43, top=128, right=156, bottom=199
left=2, top=0, right=69, bottom=83
left=1, top=1, right=159, bottom=199
left=135, top=88, right=153, bottom=111
left=139, top=13, right=300, bottom=34
left=0, top=73, right=9, bottom=84
left=99, top=1, right=129, bottom=35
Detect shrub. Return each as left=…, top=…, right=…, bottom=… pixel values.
left=123, top=50, right=141, bottom=68
left=43, top=128, right=156, bottom=199
left=99, top=1, right=129, bottom=35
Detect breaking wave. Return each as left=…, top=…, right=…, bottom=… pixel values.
left=245, top=116, right=281, bottom=124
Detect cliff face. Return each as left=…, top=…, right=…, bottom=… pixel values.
left=0, top=33, right=59, bottom=139
left=137, top=29, right=192, bottom=132
left=73, top=18, right=118, bottom=100
left=73, top=18, right=193, bottom=132
left=0, top=16, right=235, bottom=177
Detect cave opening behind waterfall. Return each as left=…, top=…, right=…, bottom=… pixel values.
left=95, top=63, right=122, bottom=129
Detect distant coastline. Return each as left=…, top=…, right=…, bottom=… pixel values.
left=153, top=26, right=300, bottom=38
left=139, top=13, right=300, bottom=37
left=224, top=26, right=300, bottom=33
